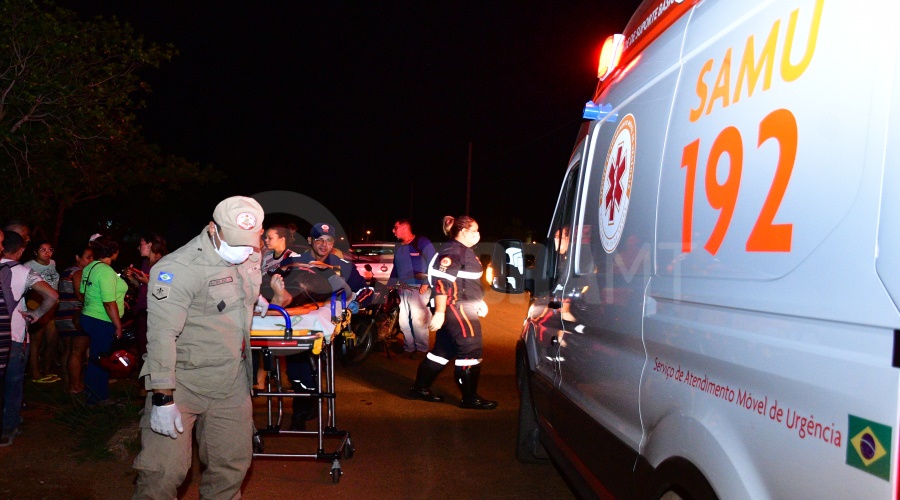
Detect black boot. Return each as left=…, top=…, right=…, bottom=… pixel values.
left=455, top=365, right=498, bottom=410
left=409, top=358, right=445, bottom=402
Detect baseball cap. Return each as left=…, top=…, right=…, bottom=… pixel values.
left=310, top=223, right=336, bottom=240
left=212, top=196, right=265, bottom=247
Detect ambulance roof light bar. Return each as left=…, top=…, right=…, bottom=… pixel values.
left=582, top=101, right=614, bottom=121
left=597, top=34, right=625, bottom=81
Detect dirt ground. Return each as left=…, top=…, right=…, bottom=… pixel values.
left=0, top=389, right=139, bottom=499
left=0, top=290, right=575, bottom=499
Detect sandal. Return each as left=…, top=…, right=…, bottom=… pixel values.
left=33, top=374, right=60, bottom=383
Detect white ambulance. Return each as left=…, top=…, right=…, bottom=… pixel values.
left=490, top=0, right=900, bottom=497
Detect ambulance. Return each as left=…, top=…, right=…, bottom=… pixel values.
left=489, top=0, right=900, bottom=497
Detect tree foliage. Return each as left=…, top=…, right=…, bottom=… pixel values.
left=0, top=0, right=215, bottom=242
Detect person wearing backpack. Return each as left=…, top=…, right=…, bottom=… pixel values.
left=0, top=231, right=59, bottom=446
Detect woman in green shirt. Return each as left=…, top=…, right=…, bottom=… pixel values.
left=79, top=236, right=127, bottom=404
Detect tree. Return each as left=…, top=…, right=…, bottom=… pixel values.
left=0, top=0, right=215, bottom=243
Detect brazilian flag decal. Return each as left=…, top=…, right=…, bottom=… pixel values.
left=846, top=415, right=892, bottom=481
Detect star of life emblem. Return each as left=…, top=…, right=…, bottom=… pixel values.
left=598, top=113, right=636, bottom=253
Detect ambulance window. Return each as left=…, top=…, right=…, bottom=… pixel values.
left=575, top=175, right=596, bottom=276
left=547, top=163, right=581, bottom=291
left=575, top=126, right=601, bottom=276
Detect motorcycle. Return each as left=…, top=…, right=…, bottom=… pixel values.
left=339, top=284, right=404, bottom=366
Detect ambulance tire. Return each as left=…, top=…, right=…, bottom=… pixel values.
left=643, top=457, right=717, bottom=500
left=516, top=356, right=549, bottom=464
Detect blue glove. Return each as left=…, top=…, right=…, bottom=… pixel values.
left=347, top=300, right=360, bottom=314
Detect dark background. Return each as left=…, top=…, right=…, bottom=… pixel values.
left=61, top=0, right=639, bottom=251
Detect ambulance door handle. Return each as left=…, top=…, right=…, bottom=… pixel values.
left=548, top=301, right=561, bottom=309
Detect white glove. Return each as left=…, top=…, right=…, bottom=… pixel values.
left=429, top=311, right=445, bottom=331
left=150, top=403, right=184, bottom=439
left=476, top=301, right=488, bottom=317
left=254, top=294, right=270, bottom=317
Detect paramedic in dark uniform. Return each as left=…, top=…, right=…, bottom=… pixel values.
left=409, top=215, right=497, bottom=410
left=282, top=222, right=368, bottom=430
left=132, top=196, right=265, bottom=499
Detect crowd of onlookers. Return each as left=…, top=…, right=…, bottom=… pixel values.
left=0, top=220, right=167, bottom=447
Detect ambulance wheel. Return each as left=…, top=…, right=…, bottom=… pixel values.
left=516, top=355, right=549, bottom=464
left=644, top=458, right=716, bottom=500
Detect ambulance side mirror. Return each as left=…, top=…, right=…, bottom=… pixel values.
left=490, top=240, right=526, bottom=294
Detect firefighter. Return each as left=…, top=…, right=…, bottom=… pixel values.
left=133, top=196, right=265, bottom=499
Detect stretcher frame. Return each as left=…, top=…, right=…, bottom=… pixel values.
left=250, top=300, right=354, bottom=483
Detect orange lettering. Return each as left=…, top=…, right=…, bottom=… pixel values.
left=706, top=48, right=732, bottom=116
left=681, top=140, right=700, bottom=252
left=734, top=20, right=779, bottom=104
left=704, top=126, right=742, bottom=256
left=689, top=59, right=714, bottom=122
left=746, top=109, right=796, bottom=252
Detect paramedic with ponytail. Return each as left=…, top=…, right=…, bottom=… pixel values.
left=409, top=215, right=497, bottom=410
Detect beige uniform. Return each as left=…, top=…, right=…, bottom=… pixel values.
left=133, top=229, right=262, bottom=500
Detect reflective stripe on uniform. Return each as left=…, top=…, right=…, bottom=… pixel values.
left=457, top=270, right=482, bottom=280
left=430, top=268, right=456, bottom=282
left=426, top=352, right=449, bottom=365
left=426, top=254, right=439, bottom=287
left=454, top=358, right=481, bottom=366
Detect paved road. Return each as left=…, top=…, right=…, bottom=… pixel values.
left=212, top=289, right=575, bottom=499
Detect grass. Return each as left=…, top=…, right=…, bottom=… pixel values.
left=25, top=379, right=144, bottom=462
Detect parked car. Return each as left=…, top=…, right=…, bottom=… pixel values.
left=349, top=243, right=395, bottom=284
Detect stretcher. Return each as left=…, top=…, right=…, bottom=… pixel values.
left=250, top=297, right=354, bottom=483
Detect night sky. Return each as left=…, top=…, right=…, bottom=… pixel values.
left=66, top=1, right=639, bottom=245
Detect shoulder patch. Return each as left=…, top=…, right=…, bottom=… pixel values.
left=152, top=284, right=170, bottom=301
left=157, top=271, right=174, bottom=283
left=440, top=257, right=452, bottom=267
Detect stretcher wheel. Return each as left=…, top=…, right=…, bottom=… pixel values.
left=331, top=460, right=342, bottom=483
left=252, top=431, right=264, bottom=454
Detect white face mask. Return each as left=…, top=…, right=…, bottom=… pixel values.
left=214, top=225, right=253, bottom=264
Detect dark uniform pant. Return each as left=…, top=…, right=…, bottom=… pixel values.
left=132, top=379, right=253, bottom=500
left=431, top=301, right=483, bottom=361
